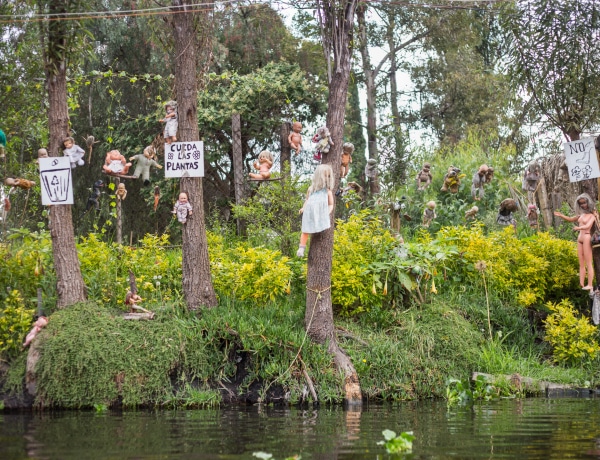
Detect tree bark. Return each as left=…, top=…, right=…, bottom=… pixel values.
left=171, top=1, right=217, bottom=309
left=281, top=122, right=292, bottom=177
left=44, top=0, right=86, bottom=308
left=232, top=113, right=247, bottom=236
left=308, top=0, right=361, bottom=404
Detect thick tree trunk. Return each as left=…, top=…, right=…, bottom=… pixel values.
left=172, top=1, right=217, bottom=309
left=356, top=4, right=379, bottom=195
left=45, top=15, right=86, bottom=308
left=307, top=0, right=361, bottom=404
left=281, top=122, right=292, bottom=177
left=387, top=19, right=406, bottom=183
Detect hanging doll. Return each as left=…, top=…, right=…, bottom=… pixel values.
left=297, top=164, right=335, bottom=257
left=4, top=177, right=35, bottom=191
left=23, top=316, right=48, bottom=347
left=288, top=121, right=303, bottom=155
left=527, top=203, right=539, bottom=229
left=63, top=137, right=85, bottom=168
left=522, top=161, right=541, bottom=192
left=80, top=180, right=104, bottom=218
left=130, top=146, right=163, bottom=185
left=153, top=186, right=161, bottom=212
left=365, top=158, right=378, bottom=181
left=249, top=150, right=274, bottom=180
left=485, top=166, right=494, bottom=184
left=160, top=101, right=178, bottom=144
left=422, top=201, right=437, bottom=227
left=341, top=142, right=354, bottom=178
left=554, top=193, right=597, bottom=290
left=312, top=126, right=334, bottom=161
left=441, top=166, right=464, bottom=193
left=37, top=148, right=48, bottom=161
left=0, top=186, right=9, bottom=222
left=416, top=163, right=433, bottom=191
left=115, top=183, right=128, bottom=201
left=103, top=150, right=132, bottom=175
left=471, top=164, right=489, bottom=201
left=496, top=198, right=518, bottom=230
left=173, top=192, right=192, bottom=224
left=0, top=128, right=6, bottom=159
left=465, top=205, right=479, bottom=220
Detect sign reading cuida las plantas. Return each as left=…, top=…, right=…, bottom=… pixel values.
left=563, top=137, right=600, bottom=182
left=164, top=141, right=204, bottom=178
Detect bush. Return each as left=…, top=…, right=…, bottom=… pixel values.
left=0, top=290, right=35, bottom=360
left=544, top=299, right=600, bottom=366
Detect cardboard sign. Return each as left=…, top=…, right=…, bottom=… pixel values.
left=39, top=157, right=73, bottom=205
left=164, top=141, right=204, bottom=178
left=563, top=137, right=600, bottom=182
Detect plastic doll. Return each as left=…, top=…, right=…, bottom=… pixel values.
left=80, top=180, right=104, bottom=218
left=4, top=178, right=35, bottom=191
left=288, top=121, right=303, bottom=155
left=471, top=164, right=489, bottom=201
left=125, top=291, right=143, bottom=313
left=115, top=183, right=127, bottom=201
left=527, top=203, right=539, bottom=229
left=130, top=146, right=163, bottom=185
left=297, top=164, right=335, bottom=257
left=496, top=198, right=518, bottom=230
left=554, top=193, right=597, bottom=290
left=160, top=101, right=178, bottom=144
left=416, top=163, right=433, bottom=191
left=365, top=158, right=378, bottom=180
left=153, top=186, right=161, bottom=211
left=465, top=205, right=479, bottom=220
left=23, top=316, right=48, bottom=347
left=103, top=150, right=132, bottom=175
left=312, top=126, right=334, bottom=161
left=249, top=150, right=274, bottom=180
left=422, top=201, right=436, bottom=227
left=37, top=148, right=48, bottom=161
left=441, top=166, right=464, bottom=193
left=63, top=137, right=85, bottom=168
left=0, top=128, right=6, bottom=158
left=341, top=142, right=354, bottom=178
left=173, top=192, right=192, bottom=223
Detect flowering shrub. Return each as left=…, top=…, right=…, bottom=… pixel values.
left=0, top=290, right=34, bottom=359
left=544, top=299, right=600, bottom=365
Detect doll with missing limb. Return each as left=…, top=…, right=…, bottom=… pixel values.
left=554, top=193, right=598, bottom=290
left=288, top=122, right=303, bottom=155
left=297, top=164, right=335, bottom=257
left=249, top=150, right=274, bottom=180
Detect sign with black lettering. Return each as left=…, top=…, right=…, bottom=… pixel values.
left=39, top=157, right=73, bottom=205
left=563, top=137, right=600, bottom=182
left=164, top=141, right=204, bottom=178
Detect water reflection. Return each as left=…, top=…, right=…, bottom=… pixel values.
left=1, top=398, right=600, bottom=459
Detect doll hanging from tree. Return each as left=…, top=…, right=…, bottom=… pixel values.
left=63, top=136, right=85, bottom=168
left=130, top=146, right=163, bottom=186
left=297, top=164, right=335, bottom=257
left=173, top=191, right=192, bottom=224
left=160, top=101, right=178, bottom=144
left=249, top=150, right=274, bottom=180
left=288, top=121, right=303, bottom=155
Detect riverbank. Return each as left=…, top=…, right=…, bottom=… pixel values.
left=1, top=291, right=592, bottom=410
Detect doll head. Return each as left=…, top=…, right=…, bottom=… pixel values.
left=258, top=150, right=274, bottom=163
left=63, top=137, right=74, bottom=149
left=165, top=100, right=177, bottom=112
left=422, top=162, right=431, bottom=171
left=317, top=126, right=331, bottom=138
left=309, top=164, right=335, bottom=193
left=576, top=193, right=595, bottom=214
left=478, top=164, right=489, bottom=175
left=178, top=192, right=189, bottom=204
left=426, top=201, right=436, bottom=210
left=35, top=316, right=49, bottom=328
left=143, top=145, right=156, bottom=159
left=292, top=121, right=302, bottom=133
left=342, top=142, right=355, bottom=155
left=37, top=148, right=48, bottom=159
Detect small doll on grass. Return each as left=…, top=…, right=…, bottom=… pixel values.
left=297, top=164, right=335, bottom=257
left=173, top=192, right=192, bottom=224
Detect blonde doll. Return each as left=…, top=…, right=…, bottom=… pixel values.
left=249, top=150, right=274, bottom=180
left=297, top=164, right=335, bottom=257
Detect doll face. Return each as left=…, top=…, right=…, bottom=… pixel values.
left=178, top=193, right=188, bottom=204
left=166, top=106, right=174, bottom=114
left=292, top=122, right=302, bottom=133
left=578, top=198, right=589, bottom=209
left=64, top=140, right=73, bottom=149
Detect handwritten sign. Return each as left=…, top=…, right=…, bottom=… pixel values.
left=39, top=157, right=73, bottom=205
left=563, top=137, right=600, bottom=182
left=164, top=141, right=204, bottom=178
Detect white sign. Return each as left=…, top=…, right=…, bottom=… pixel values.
left=164, top=141, right=204, bottom=178
left=39, top=157, right=73, bottom=205
left=563, top=137, right=600, bottom=182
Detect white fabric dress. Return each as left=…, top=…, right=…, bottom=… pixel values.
left=301, top=188, right=330, bottom=234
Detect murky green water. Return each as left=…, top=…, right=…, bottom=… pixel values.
left=2, top=397, right=600, bottom=459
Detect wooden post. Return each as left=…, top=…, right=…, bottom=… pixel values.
left=281, top=122, right=291, bottom=177
left=537, top=176, right=553, bottom=230
left=115, top=177, right=122, bottom=245
left=232, top=113, right=246, bottom=236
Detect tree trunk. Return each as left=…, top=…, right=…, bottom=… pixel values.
left=44, top=0, right=86, bottom=308
left=281, top=122, right=292, bottom=177
left=171, top=1, right=217, bottom=309
left=115, top=178, right=123, bottom=245
left=356, top=3, right=379, bottom=195
left=387, top=18, right=406, bottom=183
left=232, top=113, right=247, bottom=236
left=308, top=0, right=361, bottom=404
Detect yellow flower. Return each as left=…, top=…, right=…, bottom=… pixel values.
left=431, top=279, right=438, bottom=294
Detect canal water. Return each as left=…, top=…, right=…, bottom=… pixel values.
left=2, top=397, right=600, bottom=459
